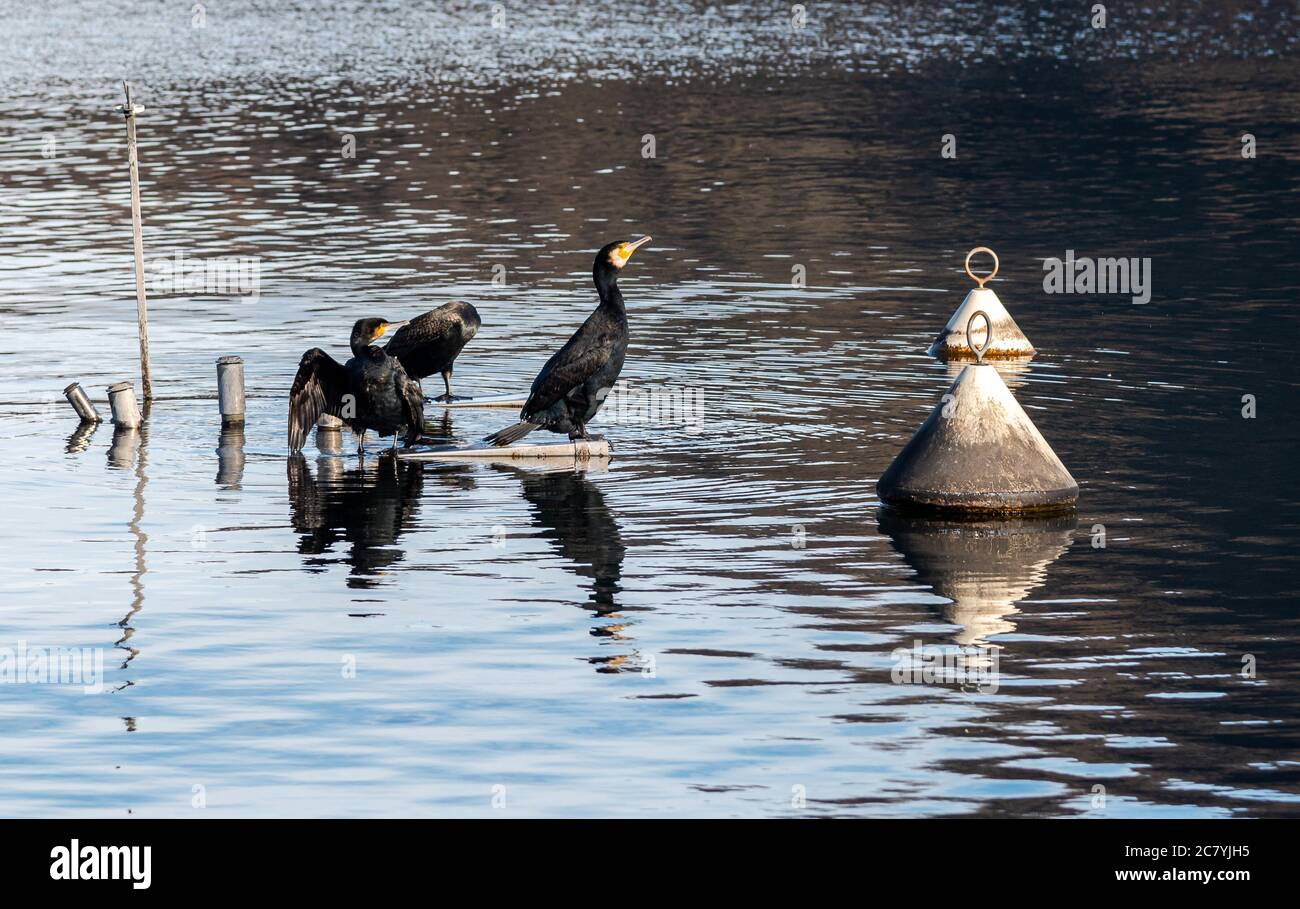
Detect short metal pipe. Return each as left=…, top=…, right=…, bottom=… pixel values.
left=106, top=381, right=143, bottom=429
left=63, top=382, right=101, bottom=423
left=217, top=355, right=246, bottom=424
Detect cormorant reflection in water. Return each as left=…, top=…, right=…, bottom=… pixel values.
left=510, top=466, right=635, bottom=673
left=287, top=453, right=457, bottom=588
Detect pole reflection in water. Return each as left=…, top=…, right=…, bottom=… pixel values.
left=106, top=415, right=150, bottom=692
left=287, top=453, right=464, bottom=589
left=506, top=463, right=637, bottom=674
left=106, top=425, right=141, bottom=470
left=878, top=508, right=1077, bottom=646
left=216, top=424, right=246, bottom=488
left=65, top=421, right=98, bottom=454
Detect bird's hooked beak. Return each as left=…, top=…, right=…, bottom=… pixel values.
left=610, top=235, right=652, bottom=269
left=376, top=319, right=408, bottom=340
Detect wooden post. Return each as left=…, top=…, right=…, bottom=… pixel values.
left=107, top=380, right=143, bottom=429
left=120, top=81, right=153, bottom=401
left=216, top=355, right=246, bottom=424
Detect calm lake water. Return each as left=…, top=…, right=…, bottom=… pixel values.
left=1, top=1, right=1298, bottom=817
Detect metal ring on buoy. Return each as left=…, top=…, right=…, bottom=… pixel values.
left=964, top=246, right=999, bottom=288
left=966, top=309, right=993, bottom=363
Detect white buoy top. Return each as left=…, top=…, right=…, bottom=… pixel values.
left=928, top=247, right=1035, bottom=360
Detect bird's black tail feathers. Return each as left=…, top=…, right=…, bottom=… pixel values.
left=484, top=422, right=538, bottom=447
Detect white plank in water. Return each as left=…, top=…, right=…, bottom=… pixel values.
left=437, top=393, right=528, bottom=409
left=399, top=439, right=610, bottom=462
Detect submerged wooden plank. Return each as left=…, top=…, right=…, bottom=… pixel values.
left=438, top=393, right=528, bottom=409
left=399, top=439, right=610, bottom=462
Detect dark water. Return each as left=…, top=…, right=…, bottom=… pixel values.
left=1, top=2, right=1298, bottom=816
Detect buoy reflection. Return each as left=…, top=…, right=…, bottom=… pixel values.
left=943, top=356, right=1032, bottom=391
left=878, top=509, right=1077, bottom=646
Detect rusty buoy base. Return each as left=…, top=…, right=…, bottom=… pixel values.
left=877, top=362, right=1078, bottom=516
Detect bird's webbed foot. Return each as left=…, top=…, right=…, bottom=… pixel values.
left=568, top=426, right=604, bottom=442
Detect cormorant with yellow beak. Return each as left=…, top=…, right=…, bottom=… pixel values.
left=486, top=236, right=651, bottom=445
left=288, top=317, right=423, bottom=454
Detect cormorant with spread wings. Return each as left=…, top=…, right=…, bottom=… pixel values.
left=288, top=317, right=424, bottom=454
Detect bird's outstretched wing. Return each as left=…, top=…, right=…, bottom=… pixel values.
left=521, top=326, right=613, bottom=419
left=397, top=367, right=425, bottom=447
left=385, top=302, right=481, bottom=380
left=288, top=348, right=351, bottom=450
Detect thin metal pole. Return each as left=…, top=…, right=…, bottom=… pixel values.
left=122, top=81, right=152, bottom=401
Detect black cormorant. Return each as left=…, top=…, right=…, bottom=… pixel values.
left=288, top=317, right=424, bottom=454
left=383, top=301, right=481, bottom=402
left=486, top=236, right=651, bottom=446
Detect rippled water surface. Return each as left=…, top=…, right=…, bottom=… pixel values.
left=1, top=1, right=1298, bottom=817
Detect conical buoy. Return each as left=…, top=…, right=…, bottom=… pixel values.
left=879, top=311, right=1077, bottom=514
left=928, top=247, right=1035, bottom=360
